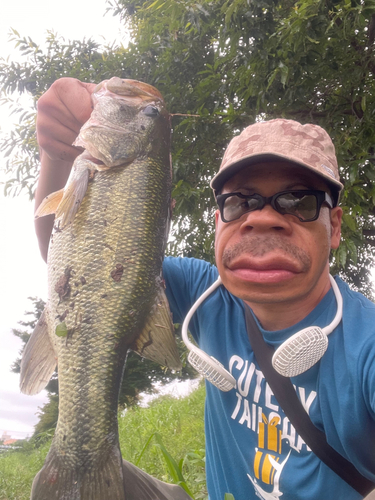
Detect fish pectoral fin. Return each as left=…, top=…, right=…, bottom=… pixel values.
left=55, top=168, right=90, bottom=227
left=131, top=284, right=182, bottom=371
left=35, top=169, right=90, bottom=228
left=20, top=308, right=57, bottom=395
left=35, top=189, right=64, bottom=218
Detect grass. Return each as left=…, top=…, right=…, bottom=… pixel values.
left=0, top=440, right=50, bottom=500
left=0, top=383, right=207, bottom=500
left=119, top=383, right=207, bottom=498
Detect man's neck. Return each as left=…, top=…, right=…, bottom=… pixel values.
left=245, top=279, right=332, bottom=331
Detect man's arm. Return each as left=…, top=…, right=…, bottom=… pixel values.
left=35, top=153, right=72, bottom=262
left=35, top=78, right=96, bottom=261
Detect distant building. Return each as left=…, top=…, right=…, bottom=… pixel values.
left=3, top=438, right=18, bottom=446
left=1, top=431, right=11, bottom=442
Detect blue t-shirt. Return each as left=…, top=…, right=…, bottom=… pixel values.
left=163, top=256, right=375, bottom=500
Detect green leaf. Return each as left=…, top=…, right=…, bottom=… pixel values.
left=135, top=432, right=156, bottom=466
left=336, top=244, right=347, bottom=268
left=279, top=65, right=289, bottom=86
left=346, top=238, right=358, bottom=265
left=55, top=322, right=68, bottom=337
left=154, top=432, right=185, bottom=483
left=306, top=36, right=319, bottom=44
left=154, top=433, right=195, bottom=498
left=361, top=95, right=366, bottom=112
left=267, top=69, right=278, bottom=91
left=145, top=0, right=161, bottom=10
left=342, top=213, right=357, bottom=232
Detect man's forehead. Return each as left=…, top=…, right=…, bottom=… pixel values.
left=222, top=161, right=330, bottom=192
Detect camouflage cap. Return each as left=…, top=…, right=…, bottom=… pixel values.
left=210, top=119, right=343, bottom=201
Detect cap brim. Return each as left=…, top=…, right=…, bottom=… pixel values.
left=210, top=153, right=343, bottom=198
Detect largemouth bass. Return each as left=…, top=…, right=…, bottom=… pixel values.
left=20, top=77, right=181, bottom=500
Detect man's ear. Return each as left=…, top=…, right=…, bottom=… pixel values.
left=215, top=209, right=220, bottom=228
left=330, top=206, right=343, bottom=249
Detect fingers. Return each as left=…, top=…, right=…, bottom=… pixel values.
left=36, top=78, right=97, bottom=163
left=34, top=78, right=97, bottom=260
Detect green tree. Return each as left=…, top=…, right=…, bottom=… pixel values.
left=11, top=297, right=58, bottom=395
left=1, top=0, right=375, bottom=293
left=11, top=298, right=194, bottom=437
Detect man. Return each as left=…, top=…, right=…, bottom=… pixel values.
left=35, top=78, right=375, bottom=500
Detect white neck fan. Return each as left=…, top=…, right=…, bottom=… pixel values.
left=181, top=277, right=236, bottom=392
left=272, top=274, right=343, bottom=377
left=182, top=274, right=342, bottom=387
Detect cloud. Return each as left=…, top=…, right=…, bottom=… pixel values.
left=0, top=382, right=48, bottom=437
left=0, top=391, right=47, bottom=410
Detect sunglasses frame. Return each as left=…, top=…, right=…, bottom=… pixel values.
left=216, top=189, right=334, bottom=223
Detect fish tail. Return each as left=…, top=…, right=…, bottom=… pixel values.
left=31, top=445, right=126, bottom=500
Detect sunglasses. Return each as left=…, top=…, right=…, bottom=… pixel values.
left=216, top=190, right=334, bottom=223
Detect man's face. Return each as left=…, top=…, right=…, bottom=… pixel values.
left=214, top=161, right=342, bottom=310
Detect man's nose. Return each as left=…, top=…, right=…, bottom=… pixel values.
left=239, top=203, right=293, bottom=233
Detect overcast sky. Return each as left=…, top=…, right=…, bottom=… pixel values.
left=0, top=0, right=125, bottom=440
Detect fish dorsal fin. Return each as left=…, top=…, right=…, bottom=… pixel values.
left=20, top=307, right=57, bottom=395
left=131, top=282, right=182, bottom=371
left=35, top=168, right=90, bottom=228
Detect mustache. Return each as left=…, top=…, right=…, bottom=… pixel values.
left=221, top=235, right=311, bottom=270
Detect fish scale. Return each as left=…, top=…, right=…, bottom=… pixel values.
left=49, top=158, right=170, bottom=464
left=21, top=78, right=181, bottom=500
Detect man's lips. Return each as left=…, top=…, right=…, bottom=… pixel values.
left=221, top=235, right=311, bottom=284
left=228, top=258, right=301, bottom=272
left=226, top=258, right=302, bottom=283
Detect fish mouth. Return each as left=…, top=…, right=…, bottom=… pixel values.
left=94, top=77, right=165, bottom=105
left=78, top=147, right=136, bottom=170
left=73, top=77, right=167, bottom=168
left=79, top=151, right=104, bottom=165
left=79, top=151, right=121, bottom=171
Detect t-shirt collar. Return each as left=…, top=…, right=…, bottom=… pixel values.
left=246, top=278, right=338, bottom=346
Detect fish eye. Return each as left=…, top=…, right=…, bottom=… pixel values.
left=143, top=105, right=159, bottom=117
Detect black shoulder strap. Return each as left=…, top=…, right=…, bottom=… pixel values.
left=243, top=303, right=375, bottom=496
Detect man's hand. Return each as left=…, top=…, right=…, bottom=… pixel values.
left=35, top=78, right=97, bottom=262
left=37, top=78, right=96, bottom=162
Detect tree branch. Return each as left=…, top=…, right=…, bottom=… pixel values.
left=363, top=229, right=375, bottom=237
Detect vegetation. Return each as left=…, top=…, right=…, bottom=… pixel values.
left=119, top=384, right=206, bottom=498
left=1, top=0, right=375, bottom=294
left=0, top=385, right=207, bottom=500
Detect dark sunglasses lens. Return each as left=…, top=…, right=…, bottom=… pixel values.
left=223, top=195, right=259, bottom=221
left=275, top=192, right=318, bottom=220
